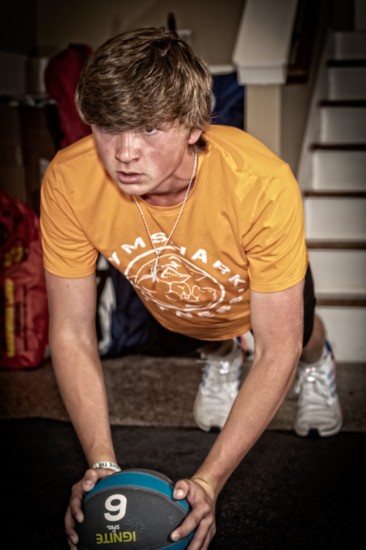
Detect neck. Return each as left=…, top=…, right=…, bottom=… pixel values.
left=142, top=152, right=198, bottom=207
left=142, top=183, right=194, bottom=206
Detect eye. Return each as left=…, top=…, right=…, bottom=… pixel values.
left=143, top=126, right=158, bottom=136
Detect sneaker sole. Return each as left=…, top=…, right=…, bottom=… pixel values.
left=294, top=416, right=343, bottom=437
left=195, top=422, right=222, bottom=433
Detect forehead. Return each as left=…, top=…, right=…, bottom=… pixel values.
left=92, top=121, right=189, bottom=136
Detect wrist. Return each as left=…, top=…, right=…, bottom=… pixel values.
left=91, top=461, right=121, bottom=472
left=191, top=467, right=226, bottom=496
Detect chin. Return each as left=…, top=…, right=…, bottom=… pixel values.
left=116, top=181, right=141, bottom=194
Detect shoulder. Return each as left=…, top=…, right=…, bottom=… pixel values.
left=204, top=124, right=278, bottom=157
left=42, top=134, right=108, bottom=203
left=203, top=125, right=288, bottom=176
left=49, top=134, right=99, bottom=172
left=202, top=125, right=297, bottom=192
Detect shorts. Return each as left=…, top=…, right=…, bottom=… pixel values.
left=140, top=264, right=316, bottom=357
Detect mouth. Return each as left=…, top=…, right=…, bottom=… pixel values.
left=117, top=171, right=142, bottom=184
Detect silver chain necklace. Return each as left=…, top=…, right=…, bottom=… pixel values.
left=133, top=152, right=198, bottom=283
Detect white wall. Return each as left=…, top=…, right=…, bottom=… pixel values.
left=36, top=0, right=245, bottom=66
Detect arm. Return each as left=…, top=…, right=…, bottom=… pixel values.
left=45, top=271, right=117, bottom=547
left=173, top=279, right=304, bottom=549
left=46, top=271, right=115, bottom=463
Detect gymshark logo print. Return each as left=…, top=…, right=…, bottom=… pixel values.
left=125, top=248, right=225, bottom=315
left=108, top=234, right=247, bottom=319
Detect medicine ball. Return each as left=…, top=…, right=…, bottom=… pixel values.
left=76, top=469, right=194, bottom=549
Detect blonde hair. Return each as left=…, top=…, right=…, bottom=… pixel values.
left=76, top=27, right=212, bottom=150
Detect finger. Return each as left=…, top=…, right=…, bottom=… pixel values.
left=69, top=473, right=99, bottom=520
left=171, top=511, right=197, bottom=543
left=172, top=479, right=216, bottom=546
left=171, top=495, right=212, bottom=542
left=69, top=490, right=85, bottom=522
left=65, top=507, right=79, bottom=549
left=186, top=515, right=215, bottom=550
left=184, top=520, right=214, bottom=550
left=81, top=476, right=97, bottom=493
left=171, top=480, right=201, bottom=540
left=173, top=479, right=190, bottom=500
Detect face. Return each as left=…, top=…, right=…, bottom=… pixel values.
left=92, top=123, right=202, bottom=202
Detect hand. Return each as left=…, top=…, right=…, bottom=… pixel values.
left=170, top=477, right=217, bottom=550
left=65, top=467, right=115, bottom=549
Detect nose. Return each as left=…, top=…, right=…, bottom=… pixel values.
left=115, top=132, right=140, bottom=163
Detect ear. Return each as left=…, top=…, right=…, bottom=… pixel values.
left=187, top=128, right=203, bottom=145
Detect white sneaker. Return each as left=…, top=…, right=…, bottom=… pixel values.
left=294, top=341, right=342, bottom=437
left=193, top=340, right=243, bottom=432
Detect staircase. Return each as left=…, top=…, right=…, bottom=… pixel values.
left=298, top=30, right=366, bottom=362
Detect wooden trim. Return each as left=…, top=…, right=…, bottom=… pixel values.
left=319, top=99, right=366, bottom=108
left=310, top=143, right=366, bottom=151
left=327, top=59, right=366, bottom=68
left=286, top=0, right=325, bottom=84
left=307, top=240, right=366, bottom=249
left=316, top=294, right=366, bottom=307
left=303, top=190, right=366, bottom=198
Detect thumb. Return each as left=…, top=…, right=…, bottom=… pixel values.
left=173, top=479, right=189, bottom=500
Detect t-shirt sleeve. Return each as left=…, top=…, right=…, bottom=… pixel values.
left=40, top=161, right=98, bottom=278
left=243, top=163, right=308, bottom=292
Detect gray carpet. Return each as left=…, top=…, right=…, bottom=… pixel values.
left=1, top=356, right=365, bottom=431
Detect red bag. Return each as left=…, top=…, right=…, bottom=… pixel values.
left=45, top=43, right=92, bottom=148
left=0, top=191, right=48, bottom=368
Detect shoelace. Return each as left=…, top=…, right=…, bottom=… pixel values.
left=295, top=366, right=335, bottom=405
left=198, top=357, right=241, bottom=390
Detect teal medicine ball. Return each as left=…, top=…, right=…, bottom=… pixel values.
left=76, top=469, right=194, bottom=549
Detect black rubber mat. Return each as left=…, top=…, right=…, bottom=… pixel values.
left=0, top=419, right=365, bottom=549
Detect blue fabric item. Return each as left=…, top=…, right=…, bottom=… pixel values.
left=108, top=265, right=150, bottom=355
left=211, top=71, right=245, bottom=130
left=96, top=259, right=150, bottom=357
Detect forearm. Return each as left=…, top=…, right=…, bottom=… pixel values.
left=193, top=351, right=298, bottom=494
left=50, top=333, right=116, bottom=466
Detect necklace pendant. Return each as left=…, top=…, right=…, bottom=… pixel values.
left=133, top=152, right=198, bottom=285
left=151, top=262, right=158, bottom=283
left=150, top=253, right=160, bottom=283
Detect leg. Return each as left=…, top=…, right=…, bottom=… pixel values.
left=294, top=266, right=342, bottom=437
left=300, top=314, right=326, bottom=363
left=139, top=314, right=243, bottom=432
left=194, top=339, right=244, bottom=431
left=198, top=340, right=235, bottom=356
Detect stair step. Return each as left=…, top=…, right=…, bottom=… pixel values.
left=304, top=190, right=366, bottom=198
left=334, top=31, right=366, bottom=59
left=319, top=105, right=366, bottom=143
left=327, top=58, right=366, bottom=67
left=327, top=64, right=366, bottom=99
left=316, top=305, right=366, bottom=362
left=317, top=294, right=366, bottom=307
left=319, top=99, right=366, bottom=107
left=311, top=143, right=366, bottom=150
left=304, top=196, right=366, bottom=240
left=308, top=248, right=366, bottom=294
left=307, top=239, right=366, bottom=249
left=298, top=31, right=366, bottom=364
left=310, top=149, right=366, bottom=190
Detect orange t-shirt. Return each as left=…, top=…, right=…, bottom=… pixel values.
left=41, top=125, right=307, bottom=340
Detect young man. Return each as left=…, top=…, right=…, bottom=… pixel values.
left=40, top=27, right=342, bottom=550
